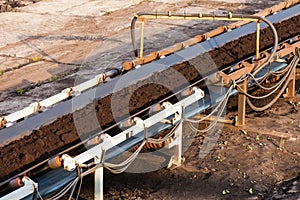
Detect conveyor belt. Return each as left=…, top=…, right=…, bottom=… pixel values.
left=1, top=4, right=299, bottom=146
left=0, top=2, right=299, bottom=186
left=20, top=59, right=291, bottom=200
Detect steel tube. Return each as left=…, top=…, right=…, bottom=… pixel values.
left=256, top=22, right=261, bottom=60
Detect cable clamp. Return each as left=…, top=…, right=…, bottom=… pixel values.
left=232, top=80, right=237, bottom=88
left=62, top=87, right=76, bottom=97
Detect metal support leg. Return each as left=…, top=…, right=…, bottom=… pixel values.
left=94, top=167, right=104, bottom=200
left=166, top=120, right=183, bottom=168
left=172, top=121, right=183, bottom=166
left=285, top=68, right=296, bottom=98
left=237, top=81, right=247, bottom=126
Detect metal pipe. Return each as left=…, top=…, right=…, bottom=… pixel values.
left=135, top=12, right=260, bottom=21
left=256, top=21, right=261, bottom=60
left=131, top=12, right=261, bottom=58
left=130, top=12, right=279, bottom=72
left=250, top=16, right=278, bottom=78
left=140, top=19, right=145, bottom=58
left=131, top=16, right=138, bottom=57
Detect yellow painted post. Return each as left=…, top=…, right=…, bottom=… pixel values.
left=140, top=19, right=145, bottom=58
left=256, top=21, right=261, bottom=60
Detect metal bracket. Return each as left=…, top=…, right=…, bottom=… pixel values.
left=62, top=154, right=77, bottom=171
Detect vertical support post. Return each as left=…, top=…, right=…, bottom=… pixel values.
left=172, top=106, right=183, bottom=167
left=285, top=68, right=296, bottom=97
left=173, top=120, right=183, bottom=166
left=140, top=19, right=145, bottom=59
left=94, top=167, right=104, bottom=200
left=256, top=21, right=261, bottom=60
left=237, top=81, right=247, bottom=126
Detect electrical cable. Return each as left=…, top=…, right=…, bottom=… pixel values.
left=184, top=85, right=233, bottom=124
left=245, top=63, right=292, bottom=91
left=246, top=55, right=299, bottom=111
left=75, top=174, right=83, bottom=200
left=103, top=140, right=146, bottom=174
left=47, top=178, right=79, bottom=200
left=147, top=120, right=182, bottom=144
left=185, top=85, right=233, bottom=133
left=68, top=167, right=83, bottom=200
left=236, top=55, right=297, bottom=100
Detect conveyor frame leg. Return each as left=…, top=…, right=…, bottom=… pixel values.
left=237, top=81, right=247, bottom=126
left=285, top=68, right=296, bottom=98
left=167, top=108, right=184, bottom=168
left=172, top=121, right=183, bottom=166
left=94, top=167, right=104, bottom=200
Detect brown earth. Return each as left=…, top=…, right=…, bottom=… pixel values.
left=0, top=6, right=299, bottom=184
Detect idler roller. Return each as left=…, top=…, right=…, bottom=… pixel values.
left=149, top=103, right=163, bottom=114
left=86, top=136, right=102, bottom=147
left=47, top=156, right=63, bottom=169
left=8, top=177, right=24, bottom=189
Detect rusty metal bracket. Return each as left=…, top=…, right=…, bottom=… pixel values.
left=219, top=39, right=300, bottom=85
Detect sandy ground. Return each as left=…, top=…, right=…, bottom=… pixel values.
left=0, top=0, right=299, bottom=199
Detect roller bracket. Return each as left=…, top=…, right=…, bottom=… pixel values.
left=133, top=117, right=144, bottom=127
left=62, top=87, right=76, bottom=97
left=96, top=73, right=106, bottom=84
left=29, top=102, right=43, bottom=113
left=62, top=154, right=76, bottom=172
left=0, top=117, right=7, bottom=128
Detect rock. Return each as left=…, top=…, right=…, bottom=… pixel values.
left=5, top=5, right=12, bottom=12
left=0, top=5, right=6, bottom=12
